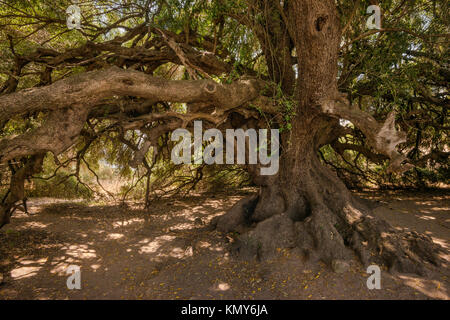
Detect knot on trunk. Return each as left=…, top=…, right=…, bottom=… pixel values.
left=315, top=16, right=328, bottom=32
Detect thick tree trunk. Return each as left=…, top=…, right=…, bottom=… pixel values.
left=213, top=115, right=443, bottom=274
left=0, top=0, right=442, bottom=275
left=0, top=154, right=44, bottom=227
left=212, top=0, right=443, bottom=275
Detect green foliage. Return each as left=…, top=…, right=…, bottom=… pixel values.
left=321, top=0, right=450, bottom=189
left=28, top=173, right=92, bottom=199
left=273, top=84, right=296, bottom=133
left=0, top=0, right=448, bottom=199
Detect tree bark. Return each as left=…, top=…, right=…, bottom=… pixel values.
left=0, top=154, right=44, bottom=227
left=212, top=0, right=443, bottom=275
left=0, top=0, right=443, bottom=275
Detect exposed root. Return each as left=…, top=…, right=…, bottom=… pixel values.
left=210, top=195, right=258, bottom=234
left=350, top=213, right=444, bottom=275
left=213, top=191, right=444, bottom=276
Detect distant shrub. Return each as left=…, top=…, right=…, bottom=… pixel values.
left=27, top=173, right=92, bottom=199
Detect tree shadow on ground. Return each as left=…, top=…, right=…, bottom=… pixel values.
left=0, top=191, right=448, bottom=300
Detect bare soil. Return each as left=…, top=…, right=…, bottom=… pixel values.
left=0, top=189, right=448, bottom=300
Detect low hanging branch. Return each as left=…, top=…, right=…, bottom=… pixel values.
left=0, top=0, right=445, bottom=276
left=0, top=66, right=267, bottom=163
left=0, top=66, right=265, bottom=122
left=320, top=95, right=414, bottom=173
left=0, top=107, right=90, bottom=163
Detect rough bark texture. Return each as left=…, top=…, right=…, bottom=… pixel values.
left=0, top=154, right=44, bottom=227
left=0, top=67, right=264, bottom=123
left=212, top=0, right=443, bottom=275
left=0, top=0, right=444, bottom=275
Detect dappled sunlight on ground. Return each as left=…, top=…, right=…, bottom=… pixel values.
left=356, top=190, right=450, bottom=265
left=64, top=244, right=97, bottom=259
left=11, top=266, right=42, bottom=280
left=138, top=235, right=176, bottom=254
left=399, top=275, right=448, bottom=300
left=106, top=233, right=124, bottom=240
left=0, top=190, right=448, bottom=300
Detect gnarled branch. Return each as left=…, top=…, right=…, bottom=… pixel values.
left=320, top=96, right=414, bottom=173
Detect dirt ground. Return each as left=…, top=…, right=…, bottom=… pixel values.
left=0, top=189, right=449, bottom=300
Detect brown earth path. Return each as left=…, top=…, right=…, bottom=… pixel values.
left=0, top=190, right=448, bottom=300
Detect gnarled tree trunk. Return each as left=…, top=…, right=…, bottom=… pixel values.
left=0, top=0, right=443, bottom=275
left=212, top=0, right=443, bottom=275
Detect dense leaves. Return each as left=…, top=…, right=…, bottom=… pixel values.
left=0, top=0, right=448, bottom=206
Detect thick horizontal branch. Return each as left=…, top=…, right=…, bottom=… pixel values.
left=320, top=96, right=414, bottom=173
left=0, top=107, right=89, bottom=163
left=331, top=141, right=388, bottom=164
left=0, top=66, right=265, bottom=122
